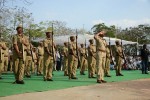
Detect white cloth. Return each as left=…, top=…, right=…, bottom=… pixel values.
left=56, top=51, right=60, bottom=61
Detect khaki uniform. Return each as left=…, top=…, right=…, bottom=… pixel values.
left=0, top=42, right=5, bottom=77
left=105, top=47, right=111, bottom=76
left=43, top=38, right=55, bottom=80
left=68, top=41, right=78, bottom=78
left=62, top=46, right=68, bottom=76
left=3, top=45, right=9, bottom=72
left=12, top=34, right=28, bottom=81
left=9, top=54, right=13, bottom=72
left=88, top=44, right=96, bottom=77
left=37, top=46, right=44, bottom=75
left=115, top=45, right=123, bottom=75
left=25, top=44, right=32, bottom=77
left=95, top=36, right=107, bottom=81
left=79, top=47, right=87, bottom=74
left=32, top=51, right=37, bottom=74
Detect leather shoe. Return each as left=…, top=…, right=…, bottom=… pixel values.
left=101, top=80, right=107, bottom=83
left=106, top=75, right=111, bottom=77
left=97, top=80, right=102, bottom=83
left=26, top=75, right=31, bottom=78
left=47, top=79, right=53, bottom=81
left=80, top=72, right=85, bottom=75
left=12, top=80, right=18, bottom=84
left=17, top=80, right=25, bottom=84
left=91, top=76, right=96, bottom=78
left=119, top=74, right=124, bottom=76
left=71, top=77, right=78, bottom=79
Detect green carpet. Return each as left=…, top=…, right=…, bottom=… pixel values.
left=0, top=70, right=150, bottom=97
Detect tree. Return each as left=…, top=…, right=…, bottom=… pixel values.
left=116, top=24, right=150, bottom=44
left=92, top=23, right=115, bottom=37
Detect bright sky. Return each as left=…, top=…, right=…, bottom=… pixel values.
left=14, top=0, right=150, bottom=30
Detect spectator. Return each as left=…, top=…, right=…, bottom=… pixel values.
left=140, top=44, right=149, bottom=74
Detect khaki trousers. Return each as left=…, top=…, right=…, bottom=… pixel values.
left=88, top=56, right=96, bottom=77
left=25, top=56, right=32, bottom=76
left=96, top=51, right=106, bottom=81
left=4, top=57, right=8, bottom=72
left=63, top=57, right=68, bottom=75
left=68, top=55, right=78, bottom=78
left=105, top=58, right=110, bottom=76
left=80, top=56, right=87, bottom=73
left=44, top=56, right=53, bottom=79
left=13, top=58, right=25, bottom=81
left=37, top=56, right=43, bottom=74
left=115, top=56, right=122, bottom=75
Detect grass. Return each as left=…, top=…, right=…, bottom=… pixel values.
left=0, top=70, right=150, bottom=97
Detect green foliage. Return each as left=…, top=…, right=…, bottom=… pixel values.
left=116, top=24, right=150, bottom=44
left=92, top=23, right=115, bottom=37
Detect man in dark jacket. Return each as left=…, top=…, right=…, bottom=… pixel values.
left=141, top=44, right=149, bottom=74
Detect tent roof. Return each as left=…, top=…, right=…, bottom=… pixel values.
left=32, top=34, right=137, bottom=46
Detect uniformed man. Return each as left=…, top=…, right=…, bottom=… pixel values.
left=88, top=39, right=96, bottom=78
left=12, top=25, right=29, bottom=84
left=43, top=28, right=56, bottom=81
left=37, top=42, right=44, bottom=76
left=68, top=36, right=78, bottom=79
left=79, top=44, right=87, bottom=75
left=94, top=30, right=107, bottom=83
left=3, top=42, right=9, bottom=72
left=115, top=40, right=124, bottom=76
left=105, top=44, right=111, bottom=77
left=62, top=42, right=68, bottom=76
left=0, top=40, right=6, bottom=79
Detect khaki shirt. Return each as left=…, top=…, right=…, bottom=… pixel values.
left=88, top=44, right=96, bottom=57
left=115, top=45, right=123, bottom=58
left=26, top=43, right=32, bottom=56
left=4, top=47, right=9, bottom=57
left=68, top=41, right=77, bottom=55
left=95, top=36, right=106, bottom=57
left=43, top=38, right=55, bottom=57
left=0, top=42, right=5, bottom=61
left=79, top=47, right=86, bottom=57
left=106, top=47, right=110, bottom=58
left=12, top=34, right=28, bottom=58
left=62, top=46, right=68, bottom=58
left=37, top=46, right=44, bottom=56
left=32, top=51, right=37, bottom=62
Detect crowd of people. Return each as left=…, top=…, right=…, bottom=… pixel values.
left=0, top=26, right=149, bottom=84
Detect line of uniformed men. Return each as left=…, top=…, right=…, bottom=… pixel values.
left=61, top=30, right=124, bottom=83
left=0, top=26, right=124, bottom=84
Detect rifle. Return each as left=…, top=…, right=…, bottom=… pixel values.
left=109, top=37, right=114, bottom=65
left=28, top=24, right=34, bottom=62
left=52, top=23, right=55, bottom=64
left=76, top=29, right=78, bottom=57
left=68, top=37, right=69, bottom=64
left=76, top=29, right=80, bottom=68
left=84, top=39, right=87, bottom=58
left=21, top=17, right=25, bottom=64
left=0, top=28, right=2, bottom=63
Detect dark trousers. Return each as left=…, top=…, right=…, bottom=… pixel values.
left=141, top=60, right=148, bottom=74
left=56, top=61, right=61, bottom=71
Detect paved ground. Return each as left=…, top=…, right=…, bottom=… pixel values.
left=1, top=79, right=150, bottom=100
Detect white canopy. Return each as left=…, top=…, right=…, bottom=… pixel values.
left=33, top=34, right=137, bottom=46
